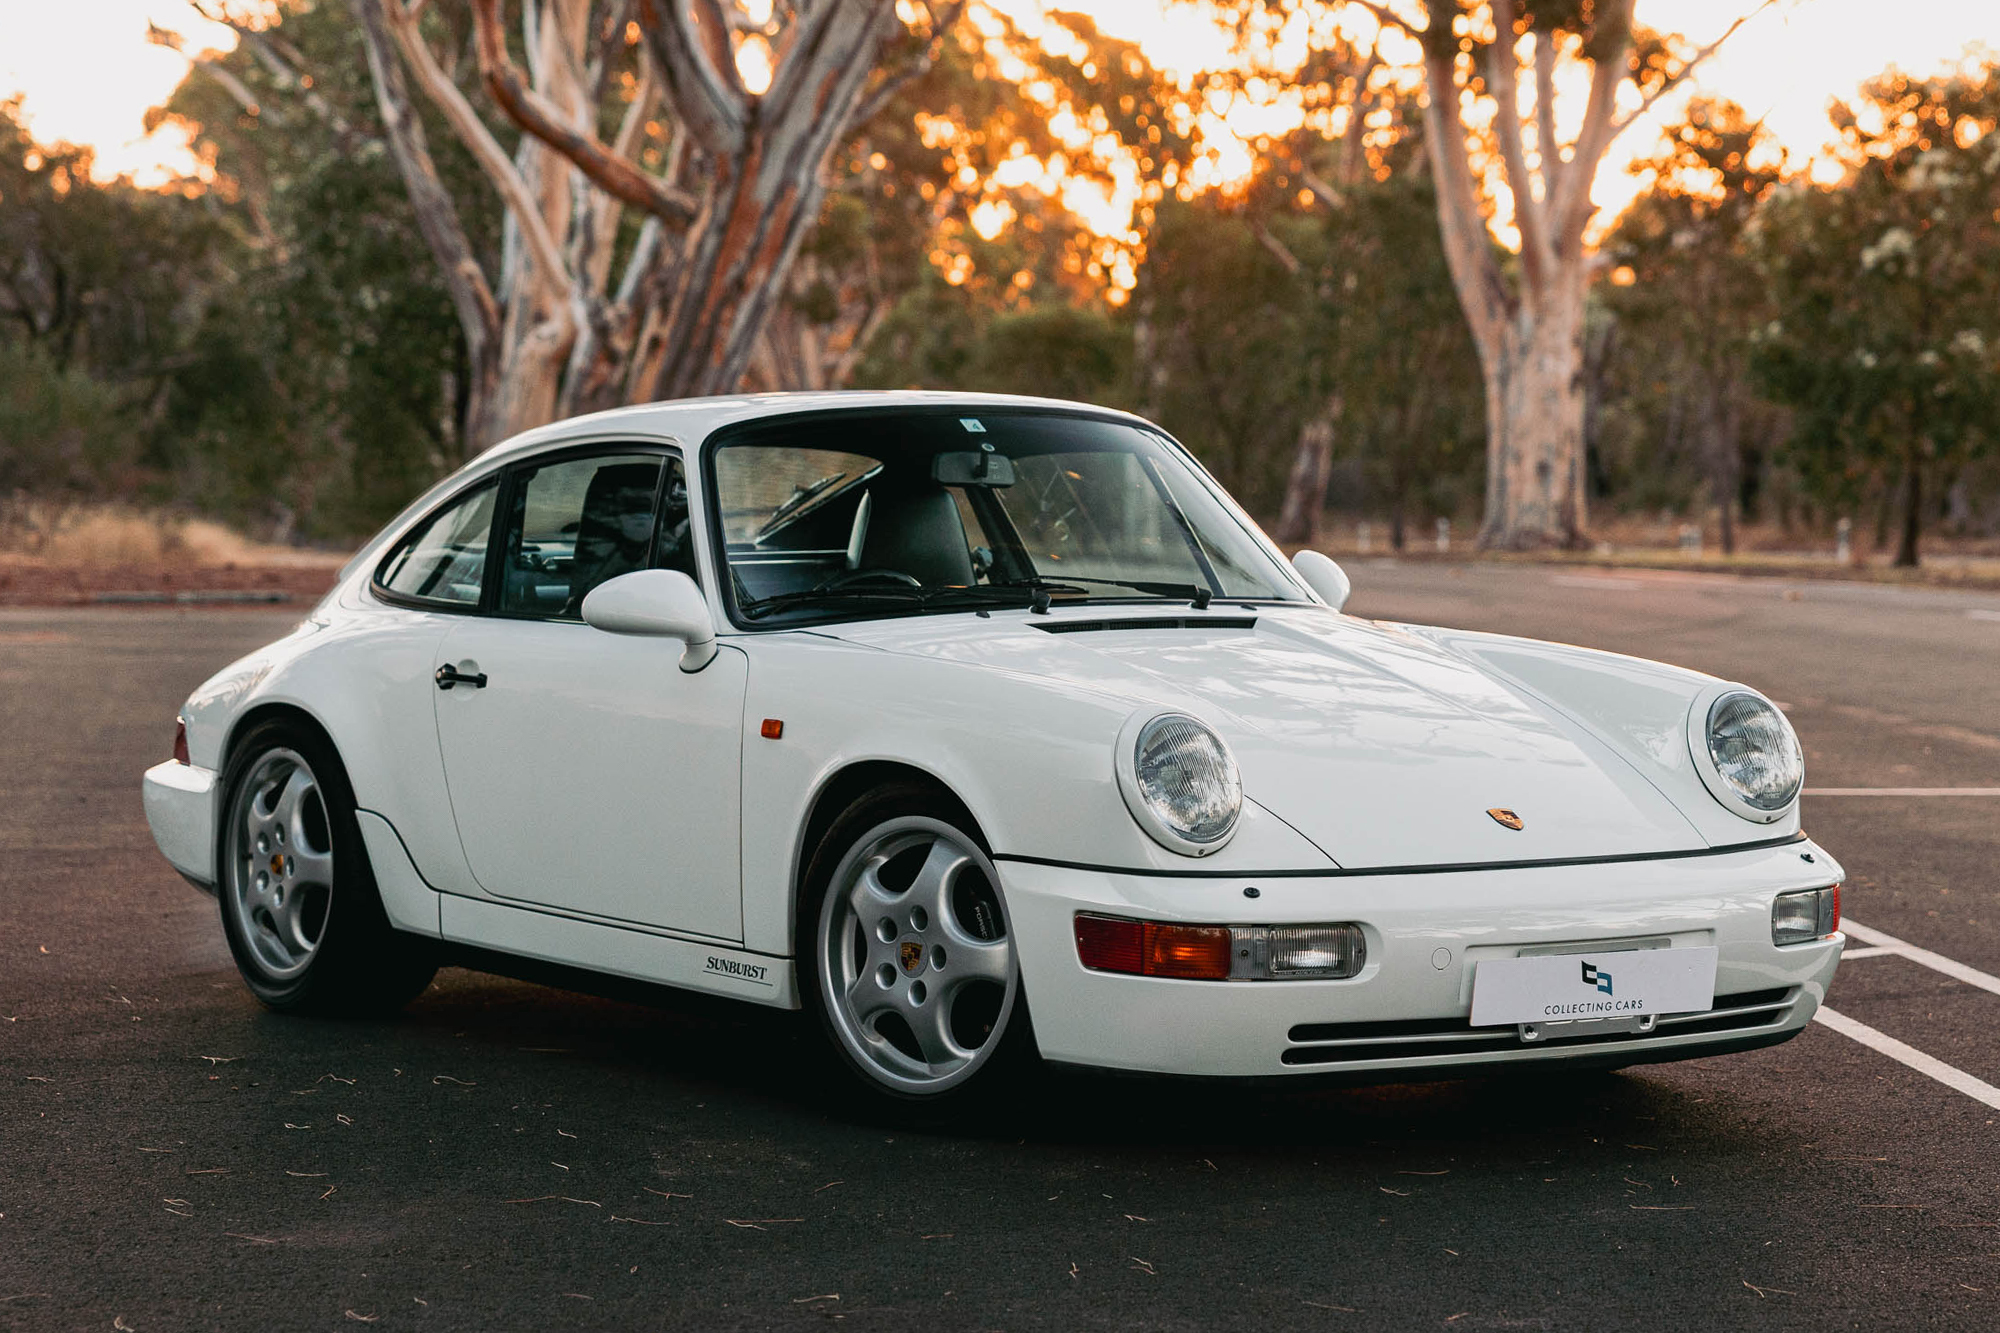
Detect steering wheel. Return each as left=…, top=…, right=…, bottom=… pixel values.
left=823, top=568, right=923, bottom=591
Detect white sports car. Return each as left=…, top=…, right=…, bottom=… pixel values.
left=142, top=392, right=1844, bottom=1104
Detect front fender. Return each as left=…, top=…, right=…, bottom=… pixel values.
left=735, top=634, right=1332, bottom=955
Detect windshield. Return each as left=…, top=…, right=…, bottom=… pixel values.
left=708, top=410, right=1307, bottom=626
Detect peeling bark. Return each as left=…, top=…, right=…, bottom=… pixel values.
left=350, top=0, right=505, bottom=454
left=349, top=0, right=949, bottom=450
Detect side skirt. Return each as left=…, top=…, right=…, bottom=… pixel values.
left=439, top=894, right=799, bottom=1010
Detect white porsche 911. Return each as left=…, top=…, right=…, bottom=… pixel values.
left=142, top=392, right=1843, bottom=1104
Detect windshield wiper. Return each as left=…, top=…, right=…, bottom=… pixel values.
left=740, top=580, right=1088, bottom=621
left=754, top=472, right=847, bottom=537
left=993, top=574, right=1209, bottom=602
left=739, top=584, right=929, bottom=620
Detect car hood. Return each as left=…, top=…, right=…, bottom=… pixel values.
left=827, top=606, right=1712, bottom=869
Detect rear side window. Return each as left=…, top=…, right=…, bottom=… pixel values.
left=376, top=483, right=497, bottom=607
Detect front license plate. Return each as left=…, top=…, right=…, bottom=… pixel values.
left=1470, top=946, right=1718, bottom=1028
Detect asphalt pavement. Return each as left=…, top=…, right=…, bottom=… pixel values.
left=4, top=562, right=1999, bottom=1331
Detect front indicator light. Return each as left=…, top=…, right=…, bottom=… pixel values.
left=1074, top=915, right=1231, bottom=979
left=1075, top=914, right=1364, bottom=980
left=1773, top=885, right=1840, bottom=945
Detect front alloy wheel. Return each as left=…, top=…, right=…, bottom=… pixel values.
left=815, top=814, right=1021, bottom=1097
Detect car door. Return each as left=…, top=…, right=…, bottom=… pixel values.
left=430, top=446, right=748, bottom=941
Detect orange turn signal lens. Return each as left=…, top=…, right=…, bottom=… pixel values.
left=1143, top=922, right=1234, bottom=979
left=760, top=718, right=784, bottom=739
left=1074, top=913, right=1232, bottom=980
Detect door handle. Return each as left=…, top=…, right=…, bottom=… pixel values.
left=435, top=664, right=488, bottom=691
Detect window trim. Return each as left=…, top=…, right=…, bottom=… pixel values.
left=486, top=443, right=686, bottom=624
left=369, top=476, right=504, bottom=615
left=702, top=404, right=1163, bottom=633
left=700, top=404, right=1310, bottom=633
left=370, top=440, right=688, bottom=619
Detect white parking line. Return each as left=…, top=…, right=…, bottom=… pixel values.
left=1841, top=919, right=2000, bottom=999
left=1968, top=609, right=2000, bottom=622
left=1805, top=788, right=2000, bottom=796
left=1812, top=1006, right=2000, bottom=1112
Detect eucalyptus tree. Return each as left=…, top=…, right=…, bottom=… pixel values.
left=1343, top=0, right=1764, bottom=548
left=338, top=0, right=963, bottom=453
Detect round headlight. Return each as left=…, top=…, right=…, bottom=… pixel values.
left=1122, top=713, right=1242, bottom=853
left=1705, top=691, right=1803, bottom=813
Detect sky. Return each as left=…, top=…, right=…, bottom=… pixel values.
left=0, top=0, right=1993, bottom=215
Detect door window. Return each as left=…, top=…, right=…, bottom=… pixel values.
left=376, top=482, right=497, bottom=607
left=497, top=453, right=684, bottom=619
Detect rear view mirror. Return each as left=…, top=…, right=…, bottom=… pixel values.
left=932, top=450, right=1016, bottom=487
left=1291, top=549, right=1351, bottom=612
left=581, top=570, right=718, bottom=672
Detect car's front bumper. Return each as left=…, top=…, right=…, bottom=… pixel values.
left=142, top=759, right=218, bottom=890
left=999, top=839, right=1844, bottom=1080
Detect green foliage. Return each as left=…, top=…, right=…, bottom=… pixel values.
left=0, top=100, right=229, bottom=383
left=1138, top=196, right=1323, bottom=514
left=1597, top=99, right=1789, bottom=537
left=0, top=337, right=134, bottom=493
left=10, top=0, right=1999, bottom=559
left=152, top=0, right=479, bottom=537
left=967, top=303, right=1129, bottom=402
left=1134, top=171, right=1482, bottom=528
left=1747, top=70, right=2000, bottom=561
left=0, top=98, right=235, bottom=498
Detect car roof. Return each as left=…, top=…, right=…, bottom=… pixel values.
left=334, top=392, right=1156, bottom=588
left=473, top=391, right=1153, bottom=469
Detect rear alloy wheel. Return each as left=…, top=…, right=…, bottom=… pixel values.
left=218, top=720, right=435, bottom=1014
left=226, top=747, right=334, bottom=981
left=810, top=804, right=1025, bottom=1100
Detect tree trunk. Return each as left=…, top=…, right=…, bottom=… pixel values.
left=634, top=145, right=834, bottom=399
left=1894, top=443, right=1922, bottom=568
left=1409, top=0, right=1712, bottom=553
left=350, top=0, right=505, bottom=456
left=1481, top=284, right=1588, bottom=549
left=1273, top=394, right=1342, bottom=545
left=1706, top=379, right=1740, bottom=556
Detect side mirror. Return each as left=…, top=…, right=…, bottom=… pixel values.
left=1291, top=549, right=1351, bottom=612
left=581, top=570, right=719, bottom=672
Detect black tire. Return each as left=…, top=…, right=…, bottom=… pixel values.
left=797, top=782, right=1038, bottom=1113
left=216, top=718, right=437, bottom=1015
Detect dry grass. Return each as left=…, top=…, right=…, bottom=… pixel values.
left=0, top=502, right=321, bottom=569
left=1282, top=516, right=2000, bottom=590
